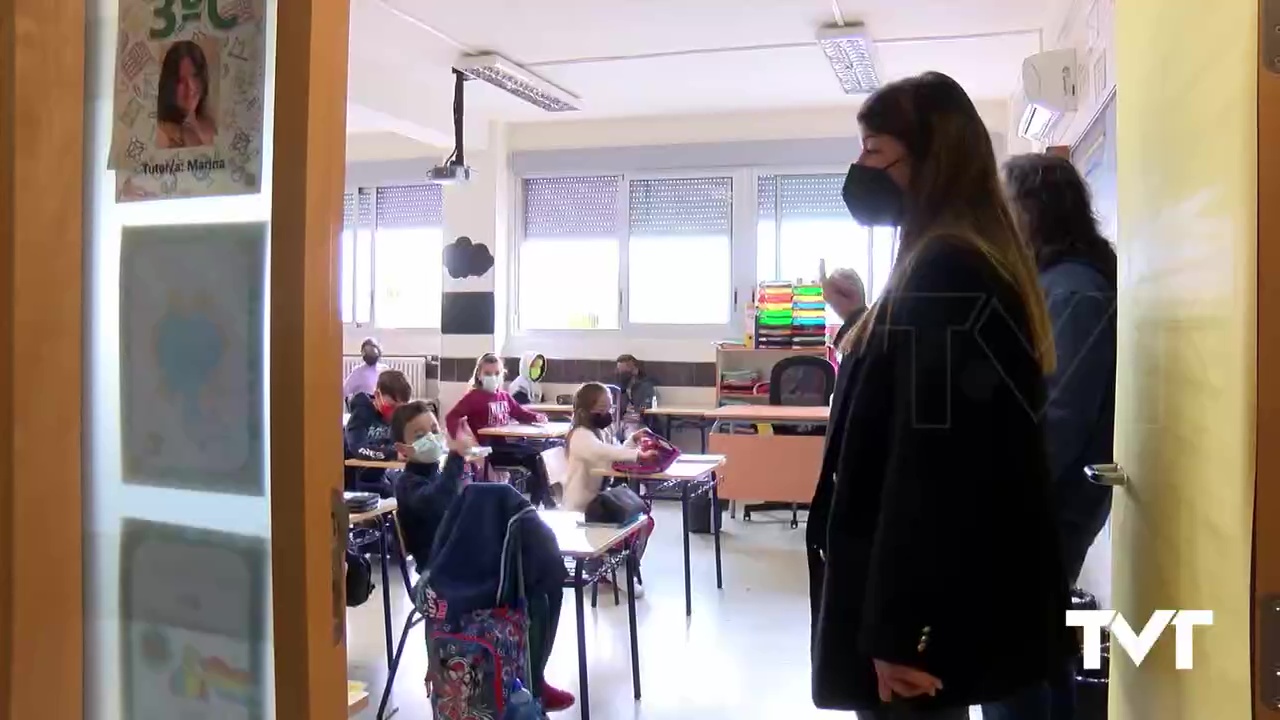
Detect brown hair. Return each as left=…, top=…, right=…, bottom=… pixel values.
left=843, top=72, right=1055, bottom=374
left=565, top=382, right=611, bottom=455
left=470, top=353, right=504, bottom=389
left=375, top=369, right=413, bottom=403
left=390, top=400, right=434, bottom=444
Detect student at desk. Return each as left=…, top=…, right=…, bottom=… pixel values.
left=344, top=369, right=412, bottom=497
left=446, top=353, right=555, bottom=509
left=561, top=382, right=659, bottom=597
left=392, top=405, right=576, bottom=713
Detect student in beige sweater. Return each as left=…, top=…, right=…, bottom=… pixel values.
left=562, top=382, right=658, bottom=597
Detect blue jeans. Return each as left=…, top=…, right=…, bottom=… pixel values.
left=980, top=681, right=1052, bottom=720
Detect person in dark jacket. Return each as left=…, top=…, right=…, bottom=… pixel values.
left=808, top=72, right=1069, bottom=720
left=389, top=401, right=472, bottom=572
left=1003, top=153, right=1118, bottom=720
left=614, top=354, right=657, bottom=436
left=343, top=369, right=412, bottom=497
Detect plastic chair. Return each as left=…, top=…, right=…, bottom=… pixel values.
left=742, top=356, right=836, bottom=528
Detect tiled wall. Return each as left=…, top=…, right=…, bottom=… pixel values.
left=438, top=356, right=717, bottom=387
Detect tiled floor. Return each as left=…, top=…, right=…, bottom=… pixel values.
left=347, top=502, right=976, bottom=720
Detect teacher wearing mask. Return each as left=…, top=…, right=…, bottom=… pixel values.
left=344, top=337, right=388, bottom=402
left=807, top=71, right=1069, bottom=720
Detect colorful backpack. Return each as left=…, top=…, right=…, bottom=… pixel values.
left=414, top=506, right=543, bottom=720
left=612, top=431, right=681, bottom=474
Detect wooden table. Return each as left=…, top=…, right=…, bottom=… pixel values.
left=595, top=456, right=726, bottom=616
left=526, top=402, right=572, bottom=416
left=477, top=421, right=572, bottom=440
left=706, top=405, right=828, bottom=527
left=644, top=406, right=715, bottom=451
left=540, top=510, right=648, bottom=720
left=704, top=404, right=829, bottom=423
left=344, top=457, right=406, bottom=471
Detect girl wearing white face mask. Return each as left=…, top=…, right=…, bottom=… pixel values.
left=445, top=353, right=555, bottom=507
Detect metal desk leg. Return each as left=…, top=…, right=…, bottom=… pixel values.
left=391, top=515, right=414, bottom=596
left=711, top=474, right=723, bottom=590
left=681, top=481, right=692, bottom=617
left=379, top=517, right=394, bottom=668
left=574, top=561, right=590, bottom=720
left=699, top=422, right=708, bottom=454
left=624, top=548, right=642, bottom=700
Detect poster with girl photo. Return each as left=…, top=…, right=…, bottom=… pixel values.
left=110, top=0, right=266, bottom=202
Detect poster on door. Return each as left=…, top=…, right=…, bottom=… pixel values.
left=121, top=519, right=268, bottom=720
left=109, top=0, right=267, bottom=202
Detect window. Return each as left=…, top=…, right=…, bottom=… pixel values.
left=757, top=173, right=897, bottom=323
left=338, top=184, right=444, bottom=328
left=519, top=176, right=622, bottom=330
left=512, top=168, right=899, bottom=337
left=373, top=185, right=444, bottom=329
left=628, top=177, right=732, bottom=325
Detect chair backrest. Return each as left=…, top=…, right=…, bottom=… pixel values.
left=540, top=445, right=569, bottom=488
left=769, top=356, right=836, bottom=407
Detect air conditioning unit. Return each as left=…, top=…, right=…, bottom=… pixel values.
left=1014, top=48, right=1078, bottom=143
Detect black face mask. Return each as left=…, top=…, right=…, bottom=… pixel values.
left=363, top=352, right=380, bottom=366
left=842, top=162, right=905, bottom=227
left=589, top=412, right=614, bottom=430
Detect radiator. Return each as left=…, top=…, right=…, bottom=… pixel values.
left=343, top=355, right=434, bottom=399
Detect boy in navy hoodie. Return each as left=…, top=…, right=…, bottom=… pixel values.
left=391, top=403, right=575, bottom=712
left=344, top=369, right=412, bottom=497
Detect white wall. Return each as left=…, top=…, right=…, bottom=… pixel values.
left=346, top=101, right=1015, bottom=364
left=1043, top=0, right=1116, bottom=147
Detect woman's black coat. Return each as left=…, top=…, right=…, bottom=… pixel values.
left=807, top=240, right=1070, bottom=711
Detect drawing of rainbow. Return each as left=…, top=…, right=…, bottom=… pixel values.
left=168, top=646, right=257, bottom=707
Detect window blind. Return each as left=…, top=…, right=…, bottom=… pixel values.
left=629, top=177, right=732, bottom=235
left=523, top=175, right=621, bottom=238
left=374, top=184, right=444, bottom=229
left=759, top=173, right=847, bottom=221
left=342, top=192, right=356, bottom=227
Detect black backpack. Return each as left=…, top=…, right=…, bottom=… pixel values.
left=346, top=548, right=375, bottom=607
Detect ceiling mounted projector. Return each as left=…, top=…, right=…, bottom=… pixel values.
left=455, top=53, right=582, bottom=112
left=429, top=69, right=474, bottom=185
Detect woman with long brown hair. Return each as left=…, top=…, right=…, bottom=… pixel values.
left=807, top=72, right=1068, bottom=719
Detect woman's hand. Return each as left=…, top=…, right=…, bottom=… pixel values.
left=533, top=413, right=549, bottom=425
left=872, top=659, right=942, bottom=702
left=637, top=448, right=660, bottom=463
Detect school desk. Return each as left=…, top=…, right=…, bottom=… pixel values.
left=705, top=405, right=828, bottom=525
left=541, top=510, right=649, bottom=720
left=596, top=455, right=726, bottom=617
left=343, top=457, right=406, bottom=471
left=347, top=497, right=413, bottom=719
left=525, top=402, right=572, bottom=416
left=477, top=421, right=572, bottom=440
left=643, top=406, right=715, bottom=452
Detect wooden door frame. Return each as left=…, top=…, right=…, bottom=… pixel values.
left=0, top=0, right=86, bottom=718
left=1253, top=2, right=1280, bottom=715
left=269, top=1, right=353, bottom=718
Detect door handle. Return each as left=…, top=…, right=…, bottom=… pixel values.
left=1084, top=463, right=1128, bottom=487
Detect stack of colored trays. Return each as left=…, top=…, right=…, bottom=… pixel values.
left=792, top=284, right=828, bottom=347
left=756, top=281, right=794, bottom=349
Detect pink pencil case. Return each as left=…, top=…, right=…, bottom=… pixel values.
left=612, top=433, right=681, bottom=474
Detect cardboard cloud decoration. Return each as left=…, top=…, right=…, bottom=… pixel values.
left=443, top=236, right=494, bottom=279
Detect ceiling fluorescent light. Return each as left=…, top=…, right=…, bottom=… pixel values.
left=816, top=23, right=881, bottom=95
left=455, top=53, right=581, bottom=112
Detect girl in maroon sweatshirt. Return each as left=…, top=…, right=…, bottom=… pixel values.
left=446, top=353, right=555, bottom=507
